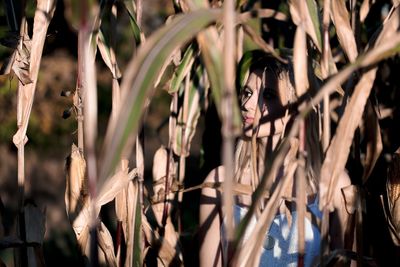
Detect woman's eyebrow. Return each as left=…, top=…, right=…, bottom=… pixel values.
left=243, top=85, right=253, bottom=91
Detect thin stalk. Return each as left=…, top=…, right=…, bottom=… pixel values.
left=136, top=0, right=142, bottom=28
left=135, top=134, right=144, bottom=264
left=322, top=0, right=331, bottom=152
left=162, top=93, right=179, bottom=227
left=110, top=4, right=120, bottom=123
left=237, top=26, right=243, bottom=62
left=16, top=19, right=27, bottom=211
left=77, top=33, right=84, bottom=151
left=78, top=0, right=99, bottom=265
left=350, top=0, right=360, bottom=51
left=177, top=73, right=190, bottom=232
left=222, top=0, right=236, bottom=251
left=296, top=119, right=306, bottom=267
left=12, top=1, right=56, bottom=266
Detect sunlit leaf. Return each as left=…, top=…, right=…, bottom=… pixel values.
left=331, top=0, right=358, bottom=62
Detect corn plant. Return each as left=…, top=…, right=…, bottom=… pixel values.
left=1, top=0, right=400, bottom=266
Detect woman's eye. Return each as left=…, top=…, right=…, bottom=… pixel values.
left=242, top=89, right=253, bottom=99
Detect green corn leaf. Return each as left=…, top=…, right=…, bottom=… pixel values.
left=122, top=0, right=142, bottom=45
left=306, top=0, right=322, bottom=50
left=169, top=43, right=196, bottom=94
left=98, top=8, right=221, bottom=190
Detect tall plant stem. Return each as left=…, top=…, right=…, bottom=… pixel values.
left=296, top=119, right=306, bottom=267
left=322, top=0, right=331, bottom=152
left=177, top=73, right=191, bottom=232
left=77, top=0, right=100, bottom=265
left=136, top=0, right=142, bottom=27
left=222, top=0, right=236, bottom=250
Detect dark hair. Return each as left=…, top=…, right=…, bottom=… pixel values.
left=236, top=50, right=296, bottom=103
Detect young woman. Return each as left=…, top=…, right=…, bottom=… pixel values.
left=199, top=51, right=351, bottom=267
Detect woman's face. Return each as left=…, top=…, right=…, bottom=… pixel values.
left=240, top=68, right=291, bottom=138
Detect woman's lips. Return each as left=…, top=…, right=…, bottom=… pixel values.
left=243, top=116, right=254, bottom=124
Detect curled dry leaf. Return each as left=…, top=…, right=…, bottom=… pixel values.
left=65, top=144, right=88, bottom=220
left=362, top=101, right=383, bottom=183
left=96, top=167, right=137, bottom=216
left=97, top=222, right=118, bottom=267
left=2, top=30, right=33, bottom=85
left=14, top=34, right=32, bottom=84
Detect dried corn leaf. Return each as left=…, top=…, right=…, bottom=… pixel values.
left=290, top=0, right=322, bottom=51
left=96, top=168, right=137, bottom=216
left=115, top=175, right=138, bottom=267
left=320, top=67, right=378, bottom=210
left=386, top=147, right=400, bottom=245
left=362, top=101, right=382, bottom=183
left=152, top=147, right=176, bottom=229
left=74, top=222, right=117, bottom=266
left=293, top=25, right=309, bottom=97
left=319, top=5, right=400, bottom=210
left=360, top=0, right=374, bottom=22
left=98, top=222, right=118, bottom=267
left=331, top=0, right=358, bottom=62
left=115, top=160, right=130, bottom=221
left=12, top=0, right=56, bottom=146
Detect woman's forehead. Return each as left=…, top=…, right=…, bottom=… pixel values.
left=245, top=69, right=281, bottom=90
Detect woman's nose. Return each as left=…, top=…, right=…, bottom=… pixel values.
left=243, top=92, right=258, bottom=113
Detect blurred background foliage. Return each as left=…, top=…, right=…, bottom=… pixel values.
left=0, top=0, right=399, bottom=266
